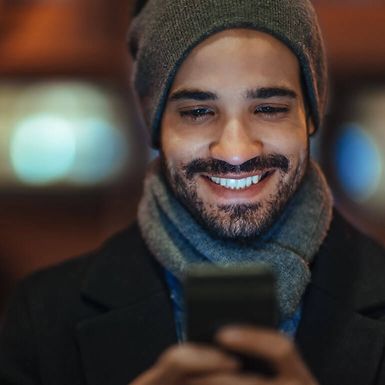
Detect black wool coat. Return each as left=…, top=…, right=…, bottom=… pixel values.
left=0, top=211, right=385, bottom=385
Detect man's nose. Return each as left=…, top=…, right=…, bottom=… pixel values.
left=209, top=119, right=263, bottom=165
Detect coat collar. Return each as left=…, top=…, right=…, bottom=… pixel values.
left=309, top=212, right=385, bottom=312
left=77, top=223, right=177, bottom=385
left=80, top=224, right=168, bottom=309
left=296, top=212, right=385, bottom=385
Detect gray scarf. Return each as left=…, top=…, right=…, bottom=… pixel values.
left=138, top=160, right=332, bottom=320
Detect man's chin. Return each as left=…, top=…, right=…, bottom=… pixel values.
left=188, top=203, right=280, bottom=241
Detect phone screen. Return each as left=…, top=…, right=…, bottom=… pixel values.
left=184, top=264, right=277, bottom=343
left=183, top=264, right=278, bottom=376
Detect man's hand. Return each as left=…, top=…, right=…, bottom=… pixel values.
left=130, top=326, right=319, bottom=385
left=129, top=343, right=240, bottom=385
left=214, top=326, right=319, bottom=384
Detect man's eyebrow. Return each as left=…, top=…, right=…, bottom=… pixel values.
left=246, top=87, right=298, bottom=99
left=168, top=89, right=218, bottom=102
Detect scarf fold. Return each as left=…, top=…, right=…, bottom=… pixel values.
left=138, top=160, right=332, bottom=320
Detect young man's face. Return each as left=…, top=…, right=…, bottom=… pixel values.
left=160, top=29, right=312, bottom=239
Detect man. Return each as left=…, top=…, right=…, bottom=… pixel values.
left=1, top=1, right=385, bottom=385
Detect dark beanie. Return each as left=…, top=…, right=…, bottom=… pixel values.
left=129, top=0, right=328, bottom=148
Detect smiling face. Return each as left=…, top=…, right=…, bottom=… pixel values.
left=160, top=29, right=313, bottom=239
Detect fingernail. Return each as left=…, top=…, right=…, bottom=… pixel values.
left=216, top=326, right=243, bottom=342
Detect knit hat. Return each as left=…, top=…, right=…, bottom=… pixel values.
left=129, top=0, right=328, bottom=148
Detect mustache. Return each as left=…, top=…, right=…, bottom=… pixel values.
left=183, top=154, right=289, bottom=179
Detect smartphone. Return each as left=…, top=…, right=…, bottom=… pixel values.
left=183, top=264, right=278, bottom=376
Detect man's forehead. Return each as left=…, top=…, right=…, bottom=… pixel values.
left=167, top=29, right=303, bottom=103
left=182, top=28, right=296, bottom=62
left=170, top=29, right=300, bottom=80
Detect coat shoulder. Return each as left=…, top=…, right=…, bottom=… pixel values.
left=323, top=210, right=385, bottom=267
left=17, top=223, right=143, bottom=300
left=3, top=222, right=147, bottom=335
left=0, top=223, right=149, bottom=385
left=312, top=210, right=385, bottom=313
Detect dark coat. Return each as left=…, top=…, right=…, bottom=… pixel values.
left=0, top=211, right=385, bottom=385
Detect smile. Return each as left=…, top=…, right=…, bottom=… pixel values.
left=208, top=172, right=269, bottom=190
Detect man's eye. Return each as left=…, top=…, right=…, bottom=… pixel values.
left=179, top=108, right=214, bottom=121
left=254, top=105, right=289, bottom=116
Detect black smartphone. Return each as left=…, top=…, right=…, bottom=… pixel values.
left=184, top=264, right=278, bottom=376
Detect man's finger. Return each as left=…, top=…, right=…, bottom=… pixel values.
left=216, top=326, right=295, bottom=361
left=186, top=372, right=273, bottom=385
left=155, top=343, right=240, bottom=382
left=215, top=326, right=316, bottom=382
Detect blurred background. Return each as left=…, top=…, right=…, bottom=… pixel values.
left=0, top=0, right=384, bottom=315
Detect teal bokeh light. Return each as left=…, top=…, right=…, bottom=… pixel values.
left=4, top=81, right=132, bottom=188
left=334, top=123, right=382, bottom=202
left=70, top=118, right=127, bottom=184
left=10, top=114, right=76, bottom=185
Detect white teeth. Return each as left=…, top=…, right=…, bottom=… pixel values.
left=238, top=179, right=246, bottom=189
left=228, top=179, right=237, bottom=189
left=209, top=174, right=264, bottom=190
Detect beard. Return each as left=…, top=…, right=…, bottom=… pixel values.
left=161, top=153, right=308, bottom=240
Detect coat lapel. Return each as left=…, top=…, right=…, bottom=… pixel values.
left=296, top=284, right=385, bottom=385
left=296, top=213, right=385, bottom=385
left=75, top=225, right=178, bottom=385
left=76, top=294, right=176, bottom=385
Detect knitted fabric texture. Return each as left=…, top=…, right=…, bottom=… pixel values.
left=129, top=0, right=328, bottom=147
left=138, top=160, right=333, bottom=321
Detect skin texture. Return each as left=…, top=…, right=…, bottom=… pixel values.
left=160, top=29, right=313, bottom=239
left=130, top=29, right=318, bottom=385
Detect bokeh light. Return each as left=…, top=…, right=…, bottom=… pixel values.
left=0, top=80, right=131, bottom=188
left=69, top=118, right=128, bottom=185
left=10, top=114, right=76, bottom=185
left=334, top=123, right=382, bottom=203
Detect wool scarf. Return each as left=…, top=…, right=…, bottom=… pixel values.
left=138, top=160, right=332, bottom=321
